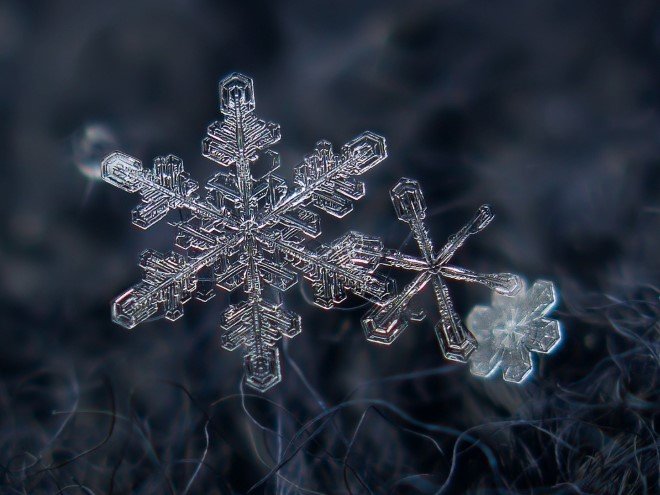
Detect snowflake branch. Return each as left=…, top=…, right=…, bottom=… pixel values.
left=111, top=234, right=241, bottom=329
left=102, top=152, right=236, bottom=230
left=258, top=132, right=387, bottom=228
left=257, top=232, right=393, bottom=308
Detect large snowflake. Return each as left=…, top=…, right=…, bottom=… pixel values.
left=102, top=73, right=392, bottom=391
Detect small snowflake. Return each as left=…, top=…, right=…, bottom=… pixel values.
left=362, top=178, right=523, bottom=362
left=467, top=279, right=562, bottom=382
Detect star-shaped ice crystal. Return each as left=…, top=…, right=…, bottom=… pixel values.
left=101, top=73, right=392, bottom=392
left=467, top=280, right=562, bottom=382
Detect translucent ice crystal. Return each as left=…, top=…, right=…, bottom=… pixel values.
left=362, top=178, right=523, bottom=362
left=102, top=73, right=392, bottom=391
left=467, top=279, right=562, bottom=382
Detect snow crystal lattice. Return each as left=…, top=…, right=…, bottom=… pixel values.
left=102, top=73, right=392, bottom=391
left=363, top=178, right=523, bottom=361
left=467, top=279, right=562, bottom=382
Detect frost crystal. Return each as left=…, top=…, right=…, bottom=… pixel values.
left=362, top=179, right=523, bottom=361
left=102, top=73, right=392, bottom=391
left=467, top=280, right=562, bottom=382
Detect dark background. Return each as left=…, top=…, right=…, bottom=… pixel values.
left=1, top=0, right=658, bottom=493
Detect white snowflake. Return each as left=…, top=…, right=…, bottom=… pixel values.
left=467, top=279, right=562, bottom=382
left=102, top=73, right=392, bottom=391
left=362, top=178, right=523, bottom=361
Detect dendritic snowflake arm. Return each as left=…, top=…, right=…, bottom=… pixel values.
left=362, top=178, right=523, bottom=362
left=111, top=250, right=195, bottom=328
left=260, top=132, right=387, bottom=226
left=202, top=72, right=281, bottom=170
left=467, top=279, right=562, bottom=382
left=259, top=231, right=395, bottom=309
left=109, top=240, right=238, bottom=329
left=102, top=152, right=237, bottom=230
left=220, top=294, right=301, bottom=391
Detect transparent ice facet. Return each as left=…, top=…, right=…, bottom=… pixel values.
left=467, top=279, right=562, bottom=383
left=362, top=178, right=523, bottom=362
left=102, top=73, right=392, bottom=392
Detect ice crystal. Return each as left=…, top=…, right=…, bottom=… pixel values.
left=467, top=279, right=562, bottom=382
left=362, top=178, right=523, bottom=361
left=102, top=73, right=392, bottom=391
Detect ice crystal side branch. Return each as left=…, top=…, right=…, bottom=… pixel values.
left=467, top=279, right=562, bottom=382
left=102, top=73, right=392, bottom=391
left=363, top=178, right=523, bottom=362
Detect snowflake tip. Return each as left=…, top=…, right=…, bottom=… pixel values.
left=101, top=151, right=142, bottom=193
left=219, top=72, right=255, bottom=115
left=390, top=178, right=426, bottom=222
left=342, top=131, right=387, bottom=175
left=469, top=204, right=494, bottom=234
left=245, top=348, right=282, bottom=392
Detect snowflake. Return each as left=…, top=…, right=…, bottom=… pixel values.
left=102, top=73, right=393, bottom=391
left=466, top=279, right=562, bottom=382
left=362, top=178, right=523, bottom=361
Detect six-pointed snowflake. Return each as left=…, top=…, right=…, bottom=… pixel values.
left=467, top=279, right=562, bottom=382
left=102, top=73, right=393, bottom=391
left=102, top=72, right=563, bottom=391
left=362, top=178, right=523, bottom=362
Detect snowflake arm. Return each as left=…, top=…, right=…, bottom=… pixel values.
left=109, top=239, right=239, bottom=329
left=467, top=279, right=562, bottom=382
left=102, top=152, right=237, bottom=230
left=220, top=294, right=301, bottom=391
left=202, top=72, right=280, bottom=169
left=258, top=231, right=394, bottom=308
left=259, top=132, right=387, bottom=227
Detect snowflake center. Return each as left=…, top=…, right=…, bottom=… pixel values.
left=493, top=315, right=525, bottom=348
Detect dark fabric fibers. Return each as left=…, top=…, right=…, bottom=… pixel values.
left=0, top=0, right=658, bottom=493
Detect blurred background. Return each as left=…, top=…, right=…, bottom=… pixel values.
left=0, top=0, right=658, bottom=493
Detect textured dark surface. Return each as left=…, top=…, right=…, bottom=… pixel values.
left=0, top=1, right=658, bottom=493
